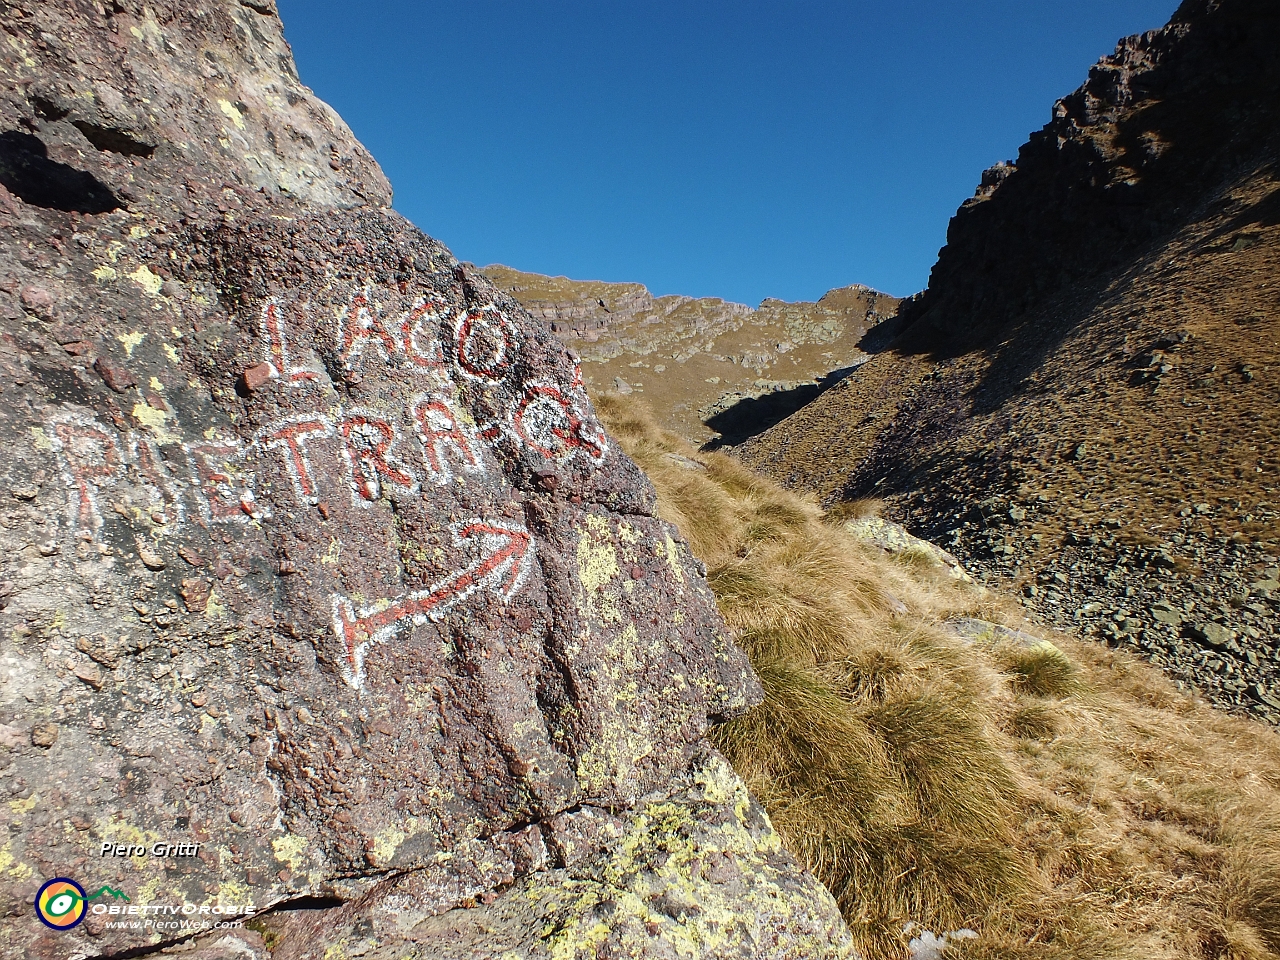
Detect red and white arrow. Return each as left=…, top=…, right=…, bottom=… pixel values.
left=331, top=520, right=534, bottom=688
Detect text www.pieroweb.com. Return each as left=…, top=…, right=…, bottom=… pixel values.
left=101, top=917, right=245, bottom=931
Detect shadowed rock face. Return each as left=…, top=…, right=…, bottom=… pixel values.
left=0, top=3, right=853, bottom=957
left=900, top=0, right=1280, bottom=352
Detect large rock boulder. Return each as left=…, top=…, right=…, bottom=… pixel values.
left=0, top=2, right=853, bottom=957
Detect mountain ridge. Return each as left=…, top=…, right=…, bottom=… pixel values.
left=738, top=0, right=1280, bottom=722
left=481, top=263, right=899, bottom=445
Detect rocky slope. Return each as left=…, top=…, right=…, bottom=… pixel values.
left=0, top=3, right=854, bottom=958
left=481, top=264, right=898, bottom=446
left=739, top=0, right=1280, bottom=722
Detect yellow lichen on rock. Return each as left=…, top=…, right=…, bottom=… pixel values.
left=576, top=514, right=622, bottom=624
left=417, top=754, right=856, bottom=959
left=573, top=624, right=654, bottom=799
left=272, top=833, right=310, bottom=873
left=218, top=98, right=247, bottom=131
left=128, top=266, right=164, bottom=298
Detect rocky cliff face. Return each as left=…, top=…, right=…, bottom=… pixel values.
left=482, top=264, right=898, bottom=446
left=0, top=3, right=853, bottom=957
left=901, top=0, right=1279, bottom=352
left=741, top=0, right=1280, bottom=721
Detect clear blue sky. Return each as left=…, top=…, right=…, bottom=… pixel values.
left=276, top=0, right=1179, bottom=305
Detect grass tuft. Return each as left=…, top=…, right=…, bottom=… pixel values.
left=1006, top=701, right=1060, bottom=741
left=999, top=646, right=1080, bottom=699
left=823, top=498, right=886, bottom=524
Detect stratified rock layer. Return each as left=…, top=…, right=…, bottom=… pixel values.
left=0, top=2, right=852, bottom=957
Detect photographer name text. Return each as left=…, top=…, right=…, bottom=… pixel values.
left=100, top=842, right=201, bottom=858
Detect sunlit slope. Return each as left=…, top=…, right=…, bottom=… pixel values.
left=599, top=394, right=1280, bottom=960
left=483, top=264, right=898, bottom=445
left=737, top=0, right=1280, bottom=721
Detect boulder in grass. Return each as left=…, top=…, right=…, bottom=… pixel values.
left=845, top=516, right=976, bottom=583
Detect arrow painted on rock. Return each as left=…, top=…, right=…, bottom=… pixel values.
left=331, top=520, right=535, bottom=689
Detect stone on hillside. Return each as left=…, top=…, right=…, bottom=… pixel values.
left=1190, top=622, right=1236, bottom=651
left=907, top=927, right=979, bottom=960
left=948, top=617, right=1067, bottom=663
left=0, top=4, right=850, bottom=958
left=664, top=452, right=709, bottom=472
left=883, top=590, right=909, bottom=614
left=1249, top=683, right=1280, bottom=710
left=241, top=361, right=277, bottom=393
left=844, top=516, right=975, bottom=583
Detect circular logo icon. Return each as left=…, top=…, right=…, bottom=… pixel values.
left=36, top=878, right=87, bottom=931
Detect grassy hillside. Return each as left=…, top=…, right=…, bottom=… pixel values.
left=736, top=0, right=1280, bottom=724
left=481, top=264, right=898, bottom=445
left=597, top=394, right=1280, bottom=960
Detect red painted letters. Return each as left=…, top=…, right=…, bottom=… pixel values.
left=258, top=415, right=333, bottom=503
left=48, top=413, right=124, bottom=538
left=339, top=412, right=416, bottom=502
left=410, top=394, right=483, bottom=484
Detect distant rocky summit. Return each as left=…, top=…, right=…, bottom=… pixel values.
left=741, top=0, right=1280, bottom=722
left=0, top=2, right=853, bottom=958
left=482, top=264, right=898, bottom=446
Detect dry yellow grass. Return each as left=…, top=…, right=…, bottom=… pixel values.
left=596, top=393, right=1280, bottom=960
